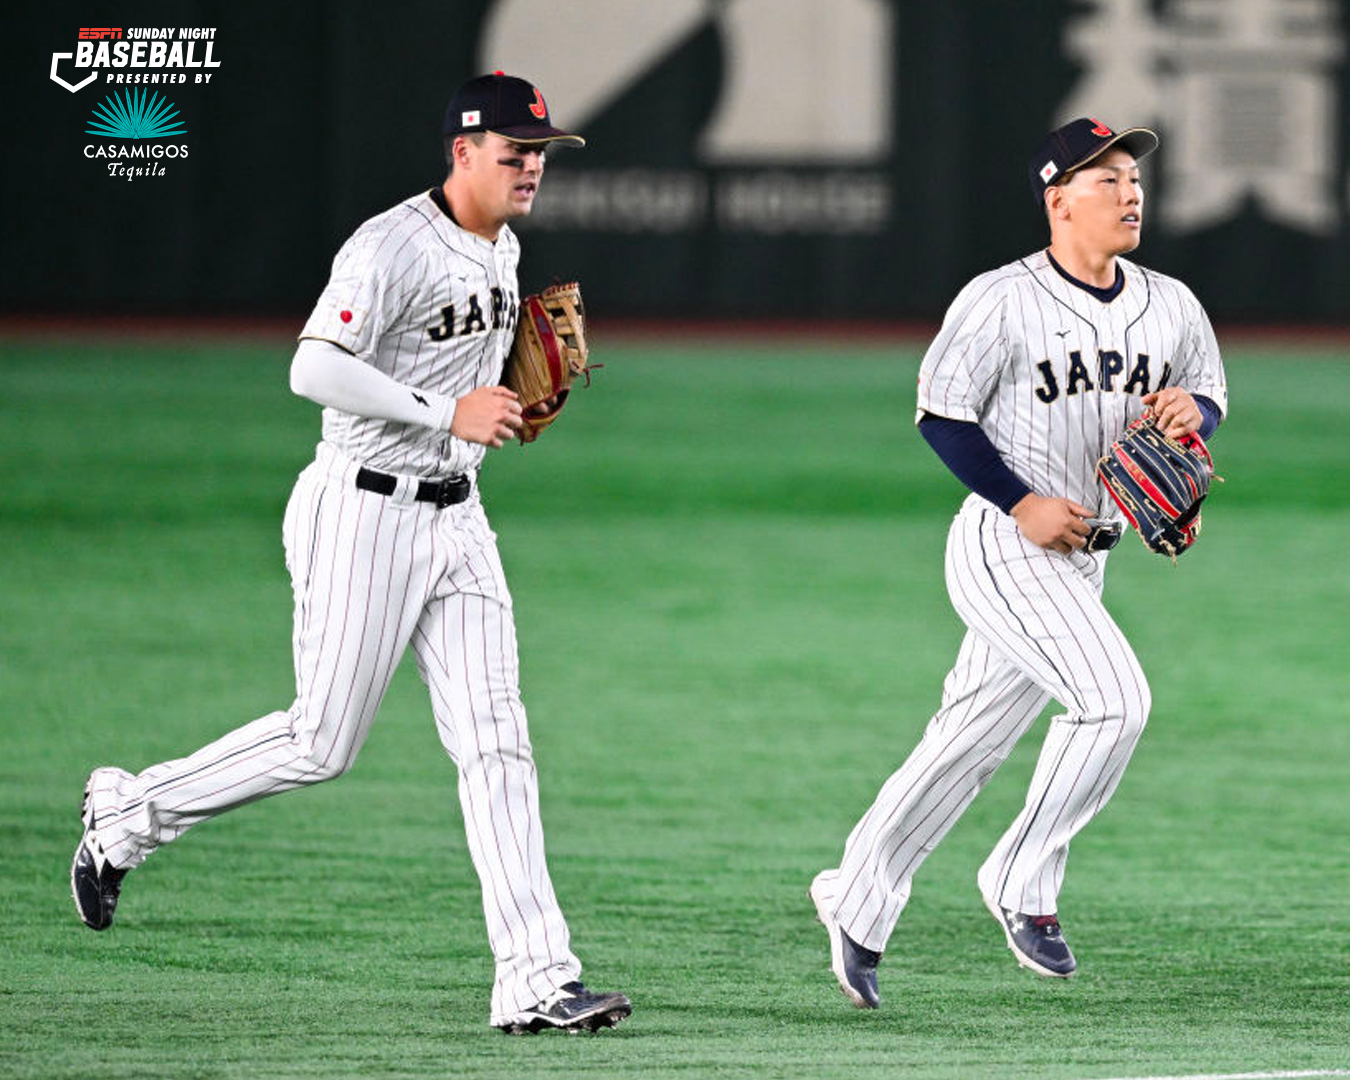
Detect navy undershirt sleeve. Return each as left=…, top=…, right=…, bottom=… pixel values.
left=1194, top=394, right=1221, bottom=440
left=919, top=398, right=1221, bottom=512
left=918, top=414, right=1032, bottom=514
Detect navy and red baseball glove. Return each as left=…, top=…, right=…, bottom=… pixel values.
left=1097, top=415, right=1219, bottom=560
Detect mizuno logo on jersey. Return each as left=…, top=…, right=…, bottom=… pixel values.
left=1034, top=349, right=1171, bottom=404
left=426, top=286, right=518, bottom=341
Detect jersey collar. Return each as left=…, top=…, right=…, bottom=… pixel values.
left=1045, top=249, right=1125, bottom=303
left=426, top=185, right=499, bottom=248
left=428, top=184, right=463, bottom=228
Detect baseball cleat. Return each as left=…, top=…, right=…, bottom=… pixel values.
left=72, top=770, right=130, bottom=930
left=71, top=833, right=126, bottom=930
left=810, top=872, right=882, bottom=1008
left=495, top=982, right=632, bottom=1035
left=982, top=894, right=1076, bottom=977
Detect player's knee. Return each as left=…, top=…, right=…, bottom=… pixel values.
left=1116, top=678, right=1151, bottom=741
left=307, top=755, right=354, bottom=783
left=1080, top=678, right=1149, bottom=738
left=287, top=723, right=359, bottom=783
left=287, top=743, right=351, bottom=783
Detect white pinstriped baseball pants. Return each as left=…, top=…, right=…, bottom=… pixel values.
left=814, top=499, right=1150, bottom=954
left=85, top=442, right=581, bottom=1024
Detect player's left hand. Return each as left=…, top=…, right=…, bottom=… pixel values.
left=1142, top=388, right=1200, bottom=439
left=451, top=385, right=524, bottom=447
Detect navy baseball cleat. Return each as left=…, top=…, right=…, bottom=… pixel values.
left=495, top=982, right=632, bottom=1035
left=810, top=873, right=882, bottom=1008
left=983, top=894, right=1077, bottom=977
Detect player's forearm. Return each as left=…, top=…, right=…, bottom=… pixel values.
left=918, top=413, right=1033, bottom=513
left=290, top=338, right=456, bottom=430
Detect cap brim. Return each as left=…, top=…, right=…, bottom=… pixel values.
left=487, top=126, right=586, bottom=148
left=1071, top=127, right=1158, bottom=172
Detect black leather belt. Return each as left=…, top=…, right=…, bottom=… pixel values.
left=1085, top=521, right=1122, bottom=552
left=355, top=466, right=470, bottom=509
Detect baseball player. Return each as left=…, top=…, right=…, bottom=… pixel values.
left=70, top=72, right=631, bottom=1036
left=811, top=118, right=1227, bottom=1007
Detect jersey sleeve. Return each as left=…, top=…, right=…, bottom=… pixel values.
left=915, top=271, right=1010, bottom=424
left=298, top=220, right=421, bottom=359
left=1174, top=283, right=1228, bottom=418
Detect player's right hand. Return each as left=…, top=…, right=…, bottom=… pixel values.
left=1010, top=494, right=1092, bottom=554
left=450, top=386, right=523, bottom=448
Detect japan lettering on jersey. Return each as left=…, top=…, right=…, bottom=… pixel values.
left=916, top=250, right=1227, bottom=515
left=299, top=191, right=520, bottom=478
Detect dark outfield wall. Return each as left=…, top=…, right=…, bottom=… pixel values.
left=8, top=1, right=1350, bottom=322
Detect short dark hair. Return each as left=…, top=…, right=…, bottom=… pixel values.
left=443, top=131, right=486, bottom=174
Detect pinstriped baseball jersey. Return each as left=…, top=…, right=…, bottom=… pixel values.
left=812, top=242, right=1231, bottom=978
left=299, top=190, right=520, bottom=478
left=77, top=184, right=592, bottom=1025
left=917, top=250, right=1227, bottom=514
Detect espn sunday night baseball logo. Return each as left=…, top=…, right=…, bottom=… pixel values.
left=52, top=27, right=222, bottom=182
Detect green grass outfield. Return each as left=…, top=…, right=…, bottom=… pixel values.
left=1, top=338, right=1347, bottom=1080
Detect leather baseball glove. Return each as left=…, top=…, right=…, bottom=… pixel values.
left=1097, top=414, right=1219, bottom=560
left=501, top=282, right=593, bottom=443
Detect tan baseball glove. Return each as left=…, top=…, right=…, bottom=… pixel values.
left=501, top=282, right=594, bottom=443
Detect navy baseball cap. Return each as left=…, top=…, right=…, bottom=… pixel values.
left=1028, top=118, right=1158, bottom=207
left=443, top=72, right=585, bottom=146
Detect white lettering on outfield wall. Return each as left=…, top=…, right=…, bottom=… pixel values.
left=520, top=170, right=891, bottom=234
